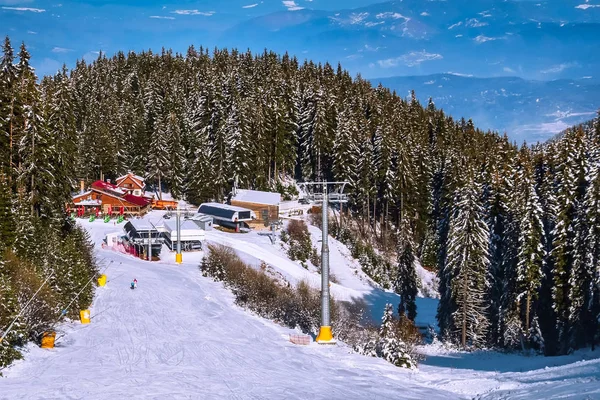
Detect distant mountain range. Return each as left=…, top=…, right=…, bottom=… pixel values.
left=220, top=0, right=600, bottom=81
left=372, top=74, right=600, bottom=143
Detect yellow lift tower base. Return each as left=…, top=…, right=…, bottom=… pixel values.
left=316, top=326, right=336, bottom=344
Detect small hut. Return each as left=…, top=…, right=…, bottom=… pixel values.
left=230, top=189, right=281, bottom=228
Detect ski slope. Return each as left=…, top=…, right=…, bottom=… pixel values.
left=0, top=220, right=456, bottom=399
left=1, top=217, right=599, bottom=399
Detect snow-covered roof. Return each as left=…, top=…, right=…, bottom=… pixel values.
left=75, top=199, right=102, bottom=206
left=200, top=202, right=253, bottom=212
left=162, top=220, right=205, bottom=235
left=116, top=173, right=145, bottom=186
left=126, top=219, right=159, bottom=232
left=92, top=180, right=126, bottom=195
left=232, top=189, right=281, bottom=206
left=198, top=203, right=256, bottom=221
left=188, top=213, right=214, bottom=222
left=73, top=190, right=93, bottom=199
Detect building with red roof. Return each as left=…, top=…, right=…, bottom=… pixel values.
left=71, top=179, right=151, bottom=216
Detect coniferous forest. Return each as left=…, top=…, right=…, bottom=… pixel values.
left=0, top=38, right=97, bottom=369
left=1, top=36, right=599, bottom=361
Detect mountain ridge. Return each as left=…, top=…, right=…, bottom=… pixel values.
left=371, top=73, right=600, bottom=142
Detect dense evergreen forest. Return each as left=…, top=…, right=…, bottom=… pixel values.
left=1, top=36, right=599, bottom=359
left=0, top=38, right=97, bottom=369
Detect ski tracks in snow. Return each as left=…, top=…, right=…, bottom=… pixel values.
left=0, top=223, right=460, bottom=399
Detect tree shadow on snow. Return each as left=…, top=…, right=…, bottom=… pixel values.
left=352, top=288, right=600, bottom=374
left=419, top=348, right=600, bottom=373
left=356, top=289, right=438, bottom=328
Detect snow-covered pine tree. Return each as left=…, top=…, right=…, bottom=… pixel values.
left=395, top=218, right=418, bottom=321
left=45, top=66, right=77, bottom=217
left=224, top=96, right=249, bottom=189
left=484, top=138, right=520, bottom=347
left=435, top=156, right=455, bottom=339
left=576, top=128, right=600, bottom=350
left=187, top=97, right=215, bottom=203
left=586, top=118, right=600, bottom=350
left=0, top=36, right=19, bottom=184
left=209, top=79, right=229, bottom=200
left=551, top=128, right=585, bottom=354
left=144, top=79, right=169, bottom=199
left=446, top=173, right=490, bottom=348
left=420, top=99, right=443, bottom=270
left=332, top=101, right=358, bottom=188
left=515, top=153, right=544, bottom=346
left=0, top=173, right=14, bottom=246
left=376, top=303, right=416, bottom=368
left=16, top=43, right=54, bottom=218
left=354, top=129, right=377, bottom=234
left=298, top=85, right=316, bottom=182
left=0, top=271, right=25, bottom=368
left=531, top=145, right=560, bottom=354
left=165, top=111, right=185, bottom=199
left=568, top=133, right=595, bottom=350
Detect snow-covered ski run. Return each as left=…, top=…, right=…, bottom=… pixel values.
left=1, top=218, right=599, bottom=400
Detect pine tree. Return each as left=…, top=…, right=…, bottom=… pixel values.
left=0, top=37, right=19, bottom=182
left=45, top=66, right=77, bottom=216
left=12, top=187, right=36, bottom=259
left=551, top=129, right=585, bottom=354
left=16, top=43, right=53, bottom=218
left=395, top=218, right=418, bottom=321
left=376, top=303, right=416, bottom=368
left=298, top=86, right=316, bottom=181
left=0, top=271, right=25, bottom=368
left=165, top=111, right=185, bottom=199
left=224, top=97, right=249, bottom=189
left=515, top=157, right=544, bottom=343
left=444, top=175, right=490, bottom=348
left=580, top=134, right=600, bottom=350
left=144, top=80, right=169, bottom=199
left=486, top=144, right=519, bottom=347
left=0, top=174, right=15, bottom=246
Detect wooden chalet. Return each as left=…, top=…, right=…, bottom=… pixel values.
left=115, top=172, right=180, bottom=210
left=115, top=172, right=146, bottom=196
left=71, top=180, right=151, bottom=216
left=230, top=189, right=281, bottom=228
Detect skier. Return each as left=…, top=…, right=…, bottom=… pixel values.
left=130, top=279, right=137, bottom=290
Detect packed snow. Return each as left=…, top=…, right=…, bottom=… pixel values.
left=1, top=214, right=598, bottom=399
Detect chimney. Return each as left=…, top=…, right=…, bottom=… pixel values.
left=80, top=179, right=85, bottom=194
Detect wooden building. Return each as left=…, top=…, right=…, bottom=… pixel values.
left=115, top=172, right=146, bottom=196
left=230, top=189, right=281, bottom=228
left=71, top=180, right=151, bottom=216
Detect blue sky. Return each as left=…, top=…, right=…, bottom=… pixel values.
left=1, top=0, right=372, bottom=77
left=2, top=0, right=599, bottom=80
